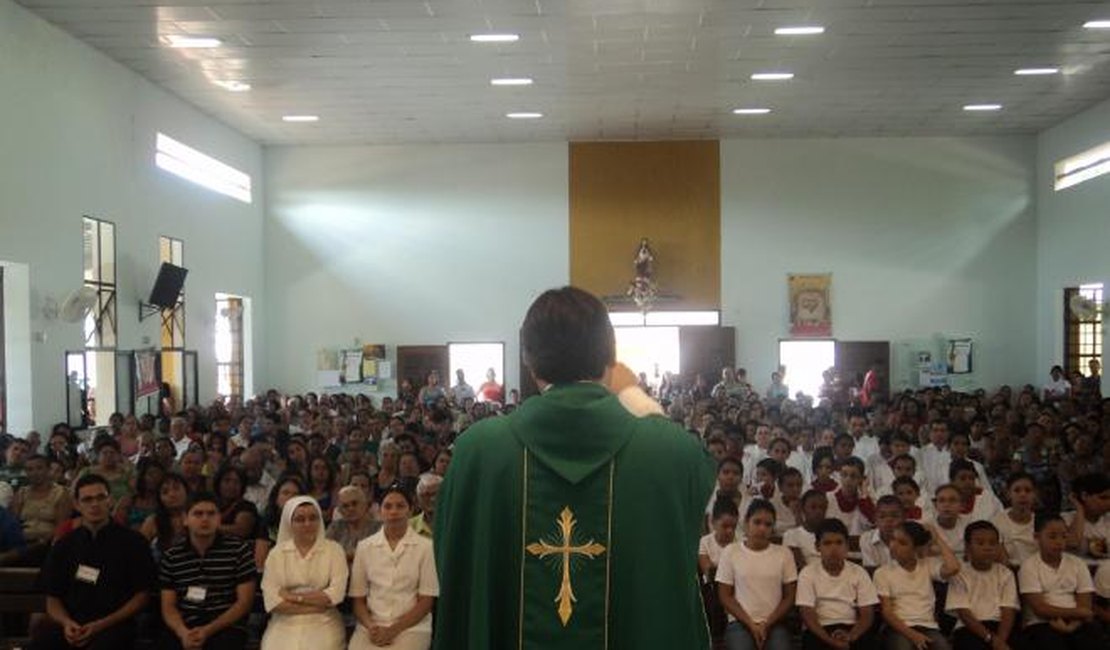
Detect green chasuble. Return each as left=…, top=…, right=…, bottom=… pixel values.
left=433, top=383, right=716, bottom=650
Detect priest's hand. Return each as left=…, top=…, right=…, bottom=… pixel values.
left=603, top=362, right=638, bottom=394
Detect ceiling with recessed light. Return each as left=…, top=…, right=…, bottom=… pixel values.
left=16, top=0, right=1110, bottom=145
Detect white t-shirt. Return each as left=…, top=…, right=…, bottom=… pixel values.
left=771, top=495, right=798, bottom=536
left=990, top=510, right=1037, bottom=567
left=783, top=526, right=821, bottom=567
left=1062, top=511, right=1110, bottom=557
left=873, top=556, right=946, bottom=629
left=920, top=444, right=951, bottom=497
left=929, top=515, right=970, bottom=555
left=699, top=532, right=735, bottom=568
left=944, top=561, right=1019, bottom=627
left=1018, top=552, right=1095, bottom=626
left=859, top=529, right=892, bottom=569
left=787, top=450, right=814, bottom=487
left=1043, top=378, right=1071, bottom=398
left=826, top=491, right=872, bottom=536
left=964, top=489, right=1003, bottom=524
left=716, top=541, right=798, bottom=623
left=796, top=561, right=879, bottom=626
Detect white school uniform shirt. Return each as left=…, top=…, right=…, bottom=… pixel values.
left=991, top=510, right=1037, bottom=568
left=783, top=526, right=821, bottom=567
left=920, top=444, right=951, bottom=496
left=929, top=515, right=970, bottom=555
left=348, top=527, right=440, bottom=632
left=1018, top=552, right=1094, bottom=626
left=706, top=491, right=752, bottom=522
left=699, top=532, right=736, bottom=569
left=771, top=494, right=798, bottom=536
left=826, top=490, right=871, bottom=536
left=1062, top=510, right=1110, bottom=556
left=742, top=445, right=767, bottom=485
left=964, top=489, right=1003, bottom=524
left=796, top=561, right=879, bottom=627
left=859, top=529, right=892, bottom=569
left=873, top=556, right=946, bottom=629
left=787, top=449, right=814, bottom=486
left=716, top=541, right=798, bottom=624
left=944, top=561, right=1019, bottom=628
left=853, top=436, right=880, bottom=468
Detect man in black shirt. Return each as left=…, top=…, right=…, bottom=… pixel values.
left=159, top=491, right=255, bottom=650
left=32, top=473, right=155, bottom=649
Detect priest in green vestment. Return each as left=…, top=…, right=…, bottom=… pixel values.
left=433, top=286, right=717, bottom=650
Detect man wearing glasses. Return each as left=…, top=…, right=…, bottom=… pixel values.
left=32, top=473, right=156, bottom=649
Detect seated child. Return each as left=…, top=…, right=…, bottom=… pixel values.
left=892, top=477, right=930, bottom=522
left=861, top=496, right=903, bottom=570
left=717, top=499, right=799, bottom=650
left=751, top=458, right=783, bottom=501
left=1064, top=472, right=1110, bottom=558
left=1018, top=512, right=1103, bottom=650
left=949, top=459, right=1002, bottom=524
left=786, top=489, right=830, bottom=570
left=701, top=499, right=740, bottom=643
left=990, top=472, right=1037, bottom=567
left=772, top=467, right=805, bottom=536
left=797, top=518, right=879, bottom=650
left=707, top=456, right=751, bottom=531
left=827, top=457, right=876, bottom=536
left=945, top=521, right=1019, bottom=650
left=932, top=484, right=971, bottom=556
left=947, top=432, right=992, bottom=491
left=874, top=521, right=960, bottom=650
left=872, top=435, right=923, bottom=496
left=813, top=448, right=839, bottom=493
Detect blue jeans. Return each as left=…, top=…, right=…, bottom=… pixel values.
left=726, top=621, right=792, bottom=650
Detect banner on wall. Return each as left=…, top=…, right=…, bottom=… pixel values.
left=788, top=273, right=832, bottom=337
left=135, top=349, right=161, bottom=398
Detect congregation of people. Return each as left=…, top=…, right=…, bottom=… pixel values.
left=0, top=361, right=1108, bottom=650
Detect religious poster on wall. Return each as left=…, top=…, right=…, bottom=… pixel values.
left=947, top=339, right=973, bottom=374
left=340, top=349, right=364, bottom=384
left=788, top=274, right=832, bottom=337
left=135, top=349, right=160, bottom=398
left=361, top=344, right=386, bottom=386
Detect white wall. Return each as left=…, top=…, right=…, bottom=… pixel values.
left=264, top=143, right=569, bottom=396
left=721, top=137, right=1039, bottom=394
left=0, top=0, right=265, bottom=431
left=1035, top=96, right=1110, bottom=378
left=1, top=262, right=32, bottom=432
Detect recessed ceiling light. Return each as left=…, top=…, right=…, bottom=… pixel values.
left=774, top=26, right=825, bottom=35
left=490, top=78, right=534, bottom=86
left=963, top=104, right=1002, bottom=112
left=1014, top=67, right=1059, bottom=76
left=282, top=115, right=320, bottom=122
left=470, top=33, right=520, bottom=43
left=165, top=35, right=222, bottom=48
left=751, top=72, right=794, bottom=81
left=213, top=80, right=251, bottom=92
left=1082, top=20, right=1110, bottom=29
left=506, top=112, right=543, bottom=119
left=733, top=108, right=772, bottom=115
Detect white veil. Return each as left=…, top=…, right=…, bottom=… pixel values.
left=275, top=495, right=326, bottom=550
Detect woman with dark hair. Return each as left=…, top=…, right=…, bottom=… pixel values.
left=306, top=456, right=337, bottom=521
left=256, top=473, right=307, bottom=569
left=178, top=447, right=207, bottom=494
left=75, top=436, right=134, bottom=506
left=140, top=472, right=189, bottom=558
left=214, top=463, right=259, bottom=539
left=114, top=457, right=165, bottom=531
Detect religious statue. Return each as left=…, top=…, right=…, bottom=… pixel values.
left=627, top=238, right=659, bottom=313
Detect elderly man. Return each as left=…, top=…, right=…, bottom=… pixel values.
left=410, top=474, right=442, bottom=539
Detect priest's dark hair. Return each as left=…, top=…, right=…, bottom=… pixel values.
left=521, top=286, right=615, bottom=384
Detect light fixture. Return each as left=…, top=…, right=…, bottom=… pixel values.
left=733, top=108, right=772, bottom=115
left=506, top=112, right=543, bottom=119
left=213, top=80, right=251, bottom=92
left=751, top=72, right=794, bottom=81
left=282, top=115, right=320, bottom=122
left=963, top=104, right=1003, bottom=112
left=165, top=35, right=222, bottom=48
left=1082, top=20, right=1110, bottom=29
left=1014, top=68, right=1059, bottom=76
left=774, top=26, right=825, bottom=35
left=490, top=78, right=534, bottom=86
left=470, top=33, right=520, bottom=43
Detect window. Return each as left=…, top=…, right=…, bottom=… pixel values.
left=215, top=294, right=246, bottom=399
left=159, top=236, right=185, bottom=348
left=1055, top=140, right=1110, bottom=191
left=83, top=216, right=117, bottom=348
left=155, top=132, right=252, bottom=203
left=778, top=340, right=836, bottom=400
left=1064, top=283, right=1103, bottom=376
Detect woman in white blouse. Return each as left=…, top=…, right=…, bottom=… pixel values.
left=261, top=495, right=349, bottom=650
left=349, top=485, right=439, bottom=650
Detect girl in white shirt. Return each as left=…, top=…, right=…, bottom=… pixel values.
left=990, top=472, right=1037, bottom=568
left=874, top=521, right=960, bottom=650
left=261, top=495, right=349, bottom=650
left=717, top=499, right=798, bottom=650
left=349, top=486, right=439, bottom=650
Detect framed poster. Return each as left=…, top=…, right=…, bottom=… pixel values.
left=788, top=273, right=832, bottom=337
left=947, top=339, right=973, bottom=374
left=135, top=349, right=161, bottom=398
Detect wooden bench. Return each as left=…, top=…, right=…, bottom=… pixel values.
left=0, top=567, right=44, bottom=649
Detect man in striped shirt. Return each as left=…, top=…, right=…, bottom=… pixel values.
left=159, top=491, right=256, bottom=650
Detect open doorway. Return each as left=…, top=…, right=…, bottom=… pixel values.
left=448, top=342, right=504, bottom=403
left=613, top=326, right=681, bottom=393
left=778, top=340, right=835, bottom=401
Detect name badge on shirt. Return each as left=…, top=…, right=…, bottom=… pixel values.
left=75, top=565, right=100, bottom=585
left=185, top=586, right=207, bottom=603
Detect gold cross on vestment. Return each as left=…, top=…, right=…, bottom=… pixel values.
left=526, top=506, right=607, bottom=626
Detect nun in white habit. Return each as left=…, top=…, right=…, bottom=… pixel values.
left=261, top=495, right=349, bottom=650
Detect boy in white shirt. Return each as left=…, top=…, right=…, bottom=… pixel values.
left=797, top=518, right=879, bottom=650
left=991, top=472, right=1037, bottom=568
left=861, top=496, right=903, bottom=570
left=1065, top=472, right=1110, bottom=559
left=786, top=489, right=830, bottom=570
left=949, top=459, right=1002, bottom=524
left=1018, top=512, right=1102, bottom=650
left=931, top=485, right=971, bottom=556
left=772, top=467, right=804, bottom=537
left=945, top=521, right=1019, bottom=650
left=874, top=520, right=961, bottom=650
left=826, top=458, right=874, bottom=536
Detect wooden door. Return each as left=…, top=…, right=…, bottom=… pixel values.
left=835, top=341, right=890, bottom=400
left=679, top=326, right=736, bottom=383
left=397, top=345, right=449, bottom=399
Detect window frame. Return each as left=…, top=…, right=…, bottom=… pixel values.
left=1063, top=284, right=1104, bottom=377
left=83, top=216, right=118, bottom=349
